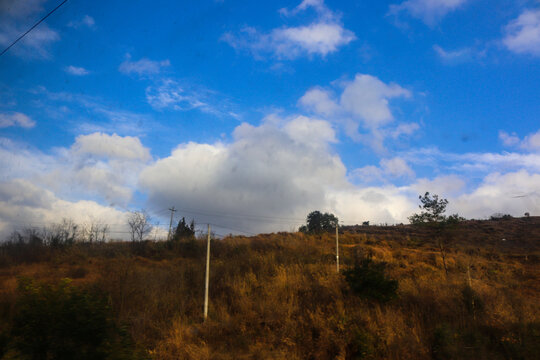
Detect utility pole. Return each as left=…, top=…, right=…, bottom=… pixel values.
left=167, top=206, right=176, bottom=241
left=204, top=224, right=211, bottom=321
left=336, top=222, right=340, bottom=273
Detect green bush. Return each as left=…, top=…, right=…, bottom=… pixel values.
left=342, top=257, right=398, bottom=303
left=7, top=278, right=143, bottom=360
left=346, top=326, right=375, bottom=359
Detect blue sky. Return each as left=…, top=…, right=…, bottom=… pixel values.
left=1, top=0, right=539, bottom=237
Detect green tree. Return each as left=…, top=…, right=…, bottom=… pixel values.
left=408, top=192, right=449, bottom=224
left=172, top=217, right=195, bottom=241
left=300, top=211, right=338, bottom=234
left=408, top=192, right=464, bottom=276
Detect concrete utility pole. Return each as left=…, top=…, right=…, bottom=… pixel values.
left=336, top=222, right=340, bottom=273
left=204, top=224, right=211, bottom=321
left=167, top=207, right=176, bottom=241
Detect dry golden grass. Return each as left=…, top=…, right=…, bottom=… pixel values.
left=1, top=220, right=539, bottom=359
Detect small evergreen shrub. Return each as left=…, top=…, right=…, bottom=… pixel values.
left=342, top=257, right=398, bottom=303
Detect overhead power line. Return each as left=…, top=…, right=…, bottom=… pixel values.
left=0, top=0, right=69, bottom=58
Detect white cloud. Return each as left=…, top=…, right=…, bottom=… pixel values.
left=389, top=0, right=468, bottom=26
left=299, top=74, right=413, bottom=150
left=499, top=129, right=540, bottom=152
left=0, top=133, right=151, bottom=207
left=298, top=88, right=339, bottom=117
left=404, top=146, right=540, bottom=174
left=139, top=118, right=351, bottom=233
left=433, top=44, right=476, bottom=64
left=119, top=55, right=171, bottom=76
left=380, top=157, right=415, bottom=178
left=0, top=112, right=35, bottom=128
left=521, top=129, right=540, bottom=151
left=0, top=0, right=59, bottom=58
left=65, top=65, right=90, bottom=76
left=271, top=23, right=355, bottom=58
left=280, top=0, right=329, bottom=17
left=499, top=130, right=520, bottom=147
left=340, top=74, right=411, bottom=128
left=67, top=15, right=95, bottom=29
left=71, top=133, right=151, bottom=161
left=145, top=79, right=209, bottom=112
left=283, top=115, right=337, bottom=148
left=2, top=120, right=540, bottom=237
left=0, top=179, right=129, bottom=239
left=352, top=157, right=415, bottom=184
left=222, top=0, right=355, bottom=59
left=503, top=9, right=540, bottom=56
left=390, top=122, right=420, bottom=138
left=451, top=171, right=540, bottom=218
left=410, top=175, right=466, bottom=198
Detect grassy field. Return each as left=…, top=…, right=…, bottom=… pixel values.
left=0, top=217, right=539, bottom=359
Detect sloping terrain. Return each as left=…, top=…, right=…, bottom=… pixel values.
left=0, top=218, right=539, bottom=359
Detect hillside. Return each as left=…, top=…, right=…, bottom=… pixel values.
left=0, top=218, right=539, bottom=359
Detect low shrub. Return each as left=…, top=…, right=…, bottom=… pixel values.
left=342, top=257, right=398, bottom=303
left=6, top=278, right=144, bottom=360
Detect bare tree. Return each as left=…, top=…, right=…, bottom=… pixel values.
left=54, top=218, right=79, bottom=244
left=80, top=220, right=110, bottom=243
left=127, top=210, right=152, bottom=242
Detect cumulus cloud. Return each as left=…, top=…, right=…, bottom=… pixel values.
left=65, top=65, right=90, bottom=76
left=451, top=171, right=540, bottom=218
left=71, top=133, right=151, bottom=161
left=119, top=55, right=171, bottom=76
left=0, top=112, right=35, bottom=128
left=503, top=9, right=540, bottom=56
left=299, top=87, right=340, bottom=117
left=380, top=157, right=415, bottom=178
left=2, top=120, right=540, bottom=236
left=282, top=115, right=337, bottom=148
left=0, top=179, right=129, bottom=239
left=222, top=0, right=355, bottom=59
left=352, top=157, right=415, bottom=184
left=410, top=175, right=466, bottom=198
left=139, top=117, right=350, bottom=233
left=299, top=74, right=413, bottom=150
left=340, top=75, right=411, bottom=128
left=0, top=0, right=60, bottom=58
left=521, top=130, right=540, bottom=151
left=0, top=133, right=151, bottom=208
left=389, top=0, right=468, bottom=26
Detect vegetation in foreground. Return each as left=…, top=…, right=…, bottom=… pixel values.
left=0, top=217, right=539, bottom=359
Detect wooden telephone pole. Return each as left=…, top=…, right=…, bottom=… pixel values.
left=167, top=207, right=176, bottom=241
left=204, top=224, right=211, bottom=321
left=336, top=222, right=340, bottom=273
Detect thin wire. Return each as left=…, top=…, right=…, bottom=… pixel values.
left=207, top=222, right=257, bottom=236
left=171, top=205, right=306, bottom=223
left=0, top=0, right=69, bottom=58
